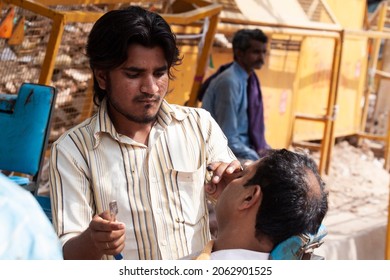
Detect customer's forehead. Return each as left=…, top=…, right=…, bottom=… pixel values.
left=244, top=160, right=261, bottom=178
left=305, top=168, right=321, bottom=196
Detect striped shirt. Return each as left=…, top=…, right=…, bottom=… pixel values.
left=49, top=99, right=236, bottom=260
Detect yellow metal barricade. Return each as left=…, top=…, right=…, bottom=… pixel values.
left=386, top=178, right=390, bottom=259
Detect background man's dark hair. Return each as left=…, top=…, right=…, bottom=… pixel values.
left=232, top=28, right=268, bottom=58
left=246, top=149, right=328, bottom=246
left=86, top=6, right=182, bottom=105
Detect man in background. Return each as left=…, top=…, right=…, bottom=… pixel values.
left=201, top=29, right=270, bottom=165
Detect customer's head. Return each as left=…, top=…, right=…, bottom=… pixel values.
left=86, top=6, right=181, bottom=105
left=216, top=149, right=328, bottom=248
left=251, top=149, right=328, bottom=246
left=232, top=29, right=268, bottom=72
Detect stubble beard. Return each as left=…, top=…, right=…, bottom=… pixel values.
left=105, top=76, right=165, bottom=125
left=107, top=95, right=162, bottom=124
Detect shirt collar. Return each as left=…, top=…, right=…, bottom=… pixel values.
left=194, top=240, right=270, bottom=260
left=232, top=61, right=250, bottom=80
left=92, top=98, right=189, bottom=148
left=211, top=248, right=270, bottom=260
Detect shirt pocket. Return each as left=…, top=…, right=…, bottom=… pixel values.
left=169, top=162, right=207, bottom=226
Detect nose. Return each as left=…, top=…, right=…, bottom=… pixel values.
left=260, top=51, right=267, bottom=62
left=140, top=75, right=159, bottom=94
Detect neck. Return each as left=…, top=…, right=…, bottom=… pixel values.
left=213, top=227, right=261, bottom=252
left=117, top=121, right=154, bottom=145
left=107, top=105, right=155, bottom=145
left=236, top=61, right=252, bottom=75
left=214, top=226, right=273, bottom=254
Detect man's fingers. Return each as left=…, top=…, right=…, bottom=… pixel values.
left=91, top=221, right=125, bottom=233
left=210, top=160, right=242, bottom=184
left=90, top=214, right=125, bottom=232
left=90, top=221, right=126, bottom=256
left=92, top=226, right=126, bottom=241
left=92, top=230, right=126, bottom=256
left=205, top=182, right=217, bottom=195
left=99, top=209, right=112, bottom=221
left=228, top=160, right=243, bottom=173
left=99, top=239, right=125, bottom=256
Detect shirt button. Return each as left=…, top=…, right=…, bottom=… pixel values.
left=161, top=241, right=167, bottom=246
left=155, top=208, right=162, bottom=214
left=151, top=177, right=158, bottom=183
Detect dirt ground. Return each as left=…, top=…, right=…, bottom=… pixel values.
left=310, top=140, right=389, bottom=218
left=307, top=139, right=390, bottom=259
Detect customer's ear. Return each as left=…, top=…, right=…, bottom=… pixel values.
left=238, top=185, right=261, bottom=210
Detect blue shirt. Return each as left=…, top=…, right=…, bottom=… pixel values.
left=202, top=62, right=260, bottom=160
left=0, top=173, right=63, bottom=259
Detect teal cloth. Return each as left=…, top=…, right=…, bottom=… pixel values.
left=269, top=224, right=328, bottom=260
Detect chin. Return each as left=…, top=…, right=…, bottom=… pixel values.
left=143, top=111, right=159, bottom=123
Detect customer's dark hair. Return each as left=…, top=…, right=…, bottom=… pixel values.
left=246, top=149, right=328, bottom=246
left=232, top=29, right=268, bottom=55
left=86, top=6, right=182, bottom=105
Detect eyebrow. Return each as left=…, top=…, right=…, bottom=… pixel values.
left=242, top=161, right=262, bottom=187
left=121, top=65, right=168, bottom=72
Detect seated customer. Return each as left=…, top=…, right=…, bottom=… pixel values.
left=190, top=149, right=328, bottom=260
left=0, top=173, right=63, bottom=259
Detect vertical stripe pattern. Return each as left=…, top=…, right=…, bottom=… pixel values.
left=49, top=99, right=236, bottom=259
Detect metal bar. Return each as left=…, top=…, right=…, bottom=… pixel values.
left=375, top=69, right=390, bottom=79
left=38, top=13, right=65, bottom=85
left=384, top=112, right=390, bottom=170
left=217, top=23, right=340, bottom=40
left=386, top=179, right=390, bottom=260
left=181, top=0, right=210, bottom=8
left=369, top=2, right=387, bottom=80
left=62, top=11, right=103, bottom=23
left=287, top=33, right=305, bottom=148
left=292, top=141, right=321, bottom=150
left=186, top=9, right=221, bottom=107
left=32, top=0, right=160, bottom=5
left=359, top=2, right=388, bottom=135
left=219, top=17, right=342, bottom=33
left=346, top=29, right=390, bottom=40
left=2, top=0, right=62, bottom=19
left=319, top=0, right=341, bottom=26
left=295, top=114, right=328, bottom=122
left=307, top=0, right=320, bottom=20
left=357, top=132, right=387, bottom=141
left=162, top=4, right=222, bottom=25
left=323, top=31, right=344, bottom=175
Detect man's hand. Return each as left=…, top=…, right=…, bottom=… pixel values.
left=63, top=210, right=126, bottom=260
left=205, top=160, right=242, bottom=202
left=89, top=210, right=126, bottom=257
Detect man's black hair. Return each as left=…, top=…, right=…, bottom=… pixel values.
left=246, top=149, right=328, bottom=246
left=86, top=6, right=182, bottom=105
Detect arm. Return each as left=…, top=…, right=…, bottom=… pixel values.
left=199, top=109, right=242, bottom=200
left=49, top=140, right=125, bottom=260
left=63, top=211, right=125, bottom=260
left=212, top=78, right=259, bottom=161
